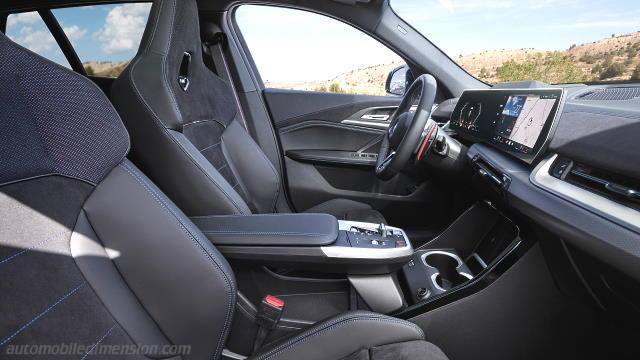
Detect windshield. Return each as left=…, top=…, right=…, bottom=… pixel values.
left=390, top=0, right=640, bottom=84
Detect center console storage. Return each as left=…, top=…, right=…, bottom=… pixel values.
left=401, top=202, right=520, bottom=305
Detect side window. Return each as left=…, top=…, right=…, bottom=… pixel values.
left=5, top=12, right=71, bottom=68
left=235, top=5, right=405, bottom=96
left=4, top=4, right=151, bottom=77
left=53, top=3, right=152, bottom=77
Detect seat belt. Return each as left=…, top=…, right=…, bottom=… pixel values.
left=252, top=295, right=285, bottom=354
left=202, top=30, right=249, bottom=131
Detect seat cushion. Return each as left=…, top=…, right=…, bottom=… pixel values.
left=305, top=199, right=387, bottom=224
left=341, top=340, right=449, bottom=360
left=251, top=311, right=446, bottom=360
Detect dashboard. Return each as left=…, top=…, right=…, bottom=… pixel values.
left=441, top=81, right=640, bottom=286
left=450, top=89, right=563, bottom=163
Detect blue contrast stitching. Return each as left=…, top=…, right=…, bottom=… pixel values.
left=80, top=324, right=116, bottom=360
left=0, top=230, right=67, bottom=267
left=118, top=162, right=235, bottom=359
left=199, top=141, right=221, bottom=152
left=255, top=313, right=424, bottom=360
left=0, top=282, right=86, bottom=347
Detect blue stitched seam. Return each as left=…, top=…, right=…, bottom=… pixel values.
left=0, top=230, right=67, bottom=266
left=0, top=282, right=86, bottom=347
left=80, top=323, right=117, bottom=360
left=256, top=314, right=424, bottom=360
left=119, top=162, right=235, bottom=360
left=199, top=141, right=221, bottom=152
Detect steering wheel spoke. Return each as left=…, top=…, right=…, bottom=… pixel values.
left=375, top=74, right=438, bottom=180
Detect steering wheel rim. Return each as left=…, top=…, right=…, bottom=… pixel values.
left=375, top=74, right=438, bottom=180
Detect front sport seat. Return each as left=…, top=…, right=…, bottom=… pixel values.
left=0, top=33, right=447, bottom=359
left=111, top=0, right=387, bottom=224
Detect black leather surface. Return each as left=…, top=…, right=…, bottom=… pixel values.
left=305, top=198, right=387, bottom=224
left=251, top=311, right=431, bottom=360
left=222, top=120, right=282, bottom=213
left=83, top=160, right=237, bottom=360
left=71, top=211, right=172, bottom=352
left=190, top=213, right=338, bottom=246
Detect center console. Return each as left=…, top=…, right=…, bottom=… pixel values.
left=192, top=213, right=413, bottom=314
left=192, top=203, right=521, bottom=317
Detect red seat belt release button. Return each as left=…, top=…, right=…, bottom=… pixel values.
left=256, top=295, right=285, bottom=330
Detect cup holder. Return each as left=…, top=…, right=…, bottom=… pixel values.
left=422, top=251, right=473, bottom=292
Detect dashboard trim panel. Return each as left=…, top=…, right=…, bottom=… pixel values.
left=531, top=154, right=640, bottom=234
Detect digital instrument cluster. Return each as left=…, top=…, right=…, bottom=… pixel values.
left=450, top=89, right=563, bottom=163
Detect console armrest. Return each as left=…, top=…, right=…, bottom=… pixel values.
left=190, top=213, right=338, bottom=246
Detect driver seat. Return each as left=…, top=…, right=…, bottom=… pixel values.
left=112, top=0, right=386, bottom=224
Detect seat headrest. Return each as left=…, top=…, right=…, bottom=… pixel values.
left=122, top=0, right=237, bottom=131
left=0, top=34, right=129, bottom=186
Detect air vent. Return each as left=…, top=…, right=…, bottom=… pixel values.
left=550, top=157, right=640, bottom=211
left=577, top=87, right=640, bottom=101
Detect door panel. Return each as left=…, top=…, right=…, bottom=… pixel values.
left=264, top=88, right=450, bottom=228
left=265, top=89, right=402, bottom=129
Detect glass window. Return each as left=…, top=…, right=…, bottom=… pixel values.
left=53, top=3, right=152, bottom=77
left=5, top=11, right=71, bottom=68
left=236, top=5, right=405, bottom=96
left=391, top=0, right=640, bottom=84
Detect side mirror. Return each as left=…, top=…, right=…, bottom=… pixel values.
left=385, top=64, right=412, bottom=96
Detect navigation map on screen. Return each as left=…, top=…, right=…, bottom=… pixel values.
left=496, top=95, right=556, bottom=148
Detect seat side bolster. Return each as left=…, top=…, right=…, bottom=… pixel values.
left=222, top=120, right=282, bottom=214
left=82, top=160, right=236, bottom=360
left=251, top=311, right=425, bottom=360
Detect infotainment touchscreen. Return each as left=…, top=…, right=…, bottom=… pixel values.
left=450, top=89, right=563, bottom=163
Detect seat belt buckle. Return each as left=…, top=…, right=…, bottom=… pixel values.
left=256, top=295, right=285, bottom=330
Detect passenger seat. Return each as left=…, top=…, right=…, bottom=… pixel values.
left=0, top=31, right=447, bottom=360
left=111, top=0, right=387, bottom=224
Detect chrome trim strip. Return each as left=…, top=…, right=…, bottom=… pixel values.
left=531, top=154, right=640, bottom=234
left=430, top=273, right=446, bottom=292
left=421, top=250, right=464, bottom=267
left=361, top=114, right=390, bottom=121
left=341, top=119, right=390, bottom=129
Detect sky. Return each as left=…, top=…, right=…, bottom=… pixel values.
left=4, top=1, right=640, bottom=82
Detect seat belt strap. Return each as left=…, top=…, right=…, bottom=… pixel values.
left=252, top=295, right=285, bottom=354
left=203, top=33, right=249, bottom=130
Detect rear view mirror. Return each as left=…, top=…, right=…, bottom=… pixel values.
left=385, top=64, right=412, bottom=96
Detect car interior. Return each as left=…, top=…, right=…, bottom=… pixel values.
left=1, top=0, right=639, bottom=359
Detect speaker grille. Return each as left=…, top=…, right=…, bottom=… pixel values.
left=577, top=87, right=640, bottom=101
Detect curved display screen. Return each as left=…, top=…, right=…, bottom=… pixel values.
left=450, top=89, right=563, bottom=163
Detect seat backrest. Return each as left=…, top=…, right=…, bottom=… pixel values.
left=0, top=32, right=235, bottom=360
left=112, top=0, right=283, bottom=217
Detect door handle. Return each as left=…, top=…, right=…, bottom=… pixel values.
left=361, top=114, right=390, bottom=121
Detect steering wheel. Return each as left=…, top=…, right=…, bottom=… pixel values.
left=375, top=74, right=438, bottom=180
